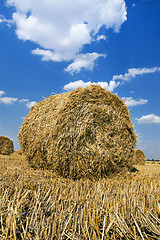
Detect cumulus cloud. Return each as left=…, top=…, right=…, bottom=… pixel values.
left=0, top=90, right=18, bottom=104
left=65, top=53, right=106, bottom=74
left=122, top=97, right=148, bottom=107
left=63, top=80, right=120, bottom=92
left=26, top=101, right=37, bottom=108
left=6, top=0, right=127, bottom=72
left=0, top=96, right=18, bottom=104
left=136, top=114, right=160, bottom=124
left=0, top=89, right=36, bottom=108
left=0, top=90, right=19, bottom=104
left=99, top=80, right=120, bottom=92
left=64, top=80, right=91, bottom=90
left=32, top=48, right=63, bottom=62
left=19, top=98, right=37, bottom=108
left=113, top=67, right=160, bottom=81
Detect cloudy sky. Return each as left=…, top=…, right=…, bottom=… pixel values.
left=0, top=0, right=160, bottom=159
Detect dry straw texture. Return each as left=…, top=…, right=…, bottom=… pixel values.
left=0, top=136, right=14, bottom=155
left=133, top=149, right=146, bottom=165
left=1, top=155, right=160, bottom=239
left=19, top=85, right=137, bottom=179
left=11, top=149, right=23, bottom=156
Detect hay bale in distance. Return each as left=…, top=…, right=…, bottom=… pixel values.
left=19, top=85, right=137, bottom=179
left=0, top=136, right=14, bottom=155
left=133, top=149, right=146, bottom=165
left=11, top=149, right=23, bottom=156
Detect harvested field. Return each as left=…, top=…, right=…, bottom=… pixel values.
left=0, top=154, right=160, bottom=240
left=19, top=85, right=137, bottom=179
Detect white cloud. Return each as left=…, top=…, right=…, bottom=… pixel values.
left=65, top=53, right=105, bottom=74
left=0, top=91, right=5, bottom=97
left=26, top=101, right=37, bottom=108
left=19, top=98, right=28, bottom=103
left=20, top=98, right=37, bottom=109
left=0, top=90, right=36, bottom=108
left=6, top=0, right=127, bottom=72
left=0, top=90, right=18, bottom=104
left=32, top=48, right=63, bottom=62
left=99, top=80, right=120, bottom=92
left=0, top=96, right=18, bottom=104
left=122, top=97, right=148, bottom=107
left=64, top=80, right=91, bottom=90
left=136, top=114, right=160, bottom=124
left=63, top=80, right=120, bottom=92
left=113, top=67, right=160, bottom=81
left=0, top=15, right=12, bottom=25
left=95, top=35, right=107, bottom=42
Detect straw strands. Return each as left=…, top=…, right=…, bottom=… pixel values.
left=0, top=155, right=160, bottom=239
left=11, top=149, right=23, bottom=156
left=19, top=85, right=137, bottom=179
left=0, top=136, right=14, bottom=155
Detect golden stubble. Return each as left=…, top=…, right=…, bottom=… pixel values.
left=0, top=155, right=160, bottom=239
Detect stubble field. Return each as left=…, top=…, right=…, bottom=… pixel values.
left=0, top=154, right=160, bottom=240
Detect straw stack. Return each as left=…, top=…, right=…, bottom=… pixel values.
left=0, top=136, right=14, bottom=155
left=133, top=149, right=146, bottom=165
left=11, top=149, right=23, bottom=156
left=19, top=85, right=137, bottom=179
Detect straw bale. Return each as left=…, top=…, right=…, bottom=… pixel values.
left=19, top=85, right=137, bottom=179
left=0, top=136, right=14, bottom=155
left=11, top=149, right=23, bottom=156
left=133, top=149, right=146, bottom=165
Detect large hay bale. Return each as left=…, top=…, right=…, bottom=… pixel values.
left=133, top=149, right=146, bottom=165
left=0, top=136, right=14, bottom=155
left=19, top=85, right=137, bottom=179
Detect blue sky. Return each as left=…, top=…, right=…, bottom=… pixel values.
left=0, top=0, right=160, bottom=159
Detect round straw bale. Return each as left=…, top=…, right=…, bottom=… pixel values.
left=11, top=149, right=23, bottom=156
left=0, top=136, right=14, bottom=155
left=133, top=149, right=146, bottom=165
left=19, top=85, right=137, bottom=179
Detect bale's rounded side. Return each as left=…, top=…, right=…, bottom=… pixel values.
left=133, top=149, right=146, bottom=165
left=0, top=136, right=14, bottom=155
left=19, top=85, right=137, bottom=179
